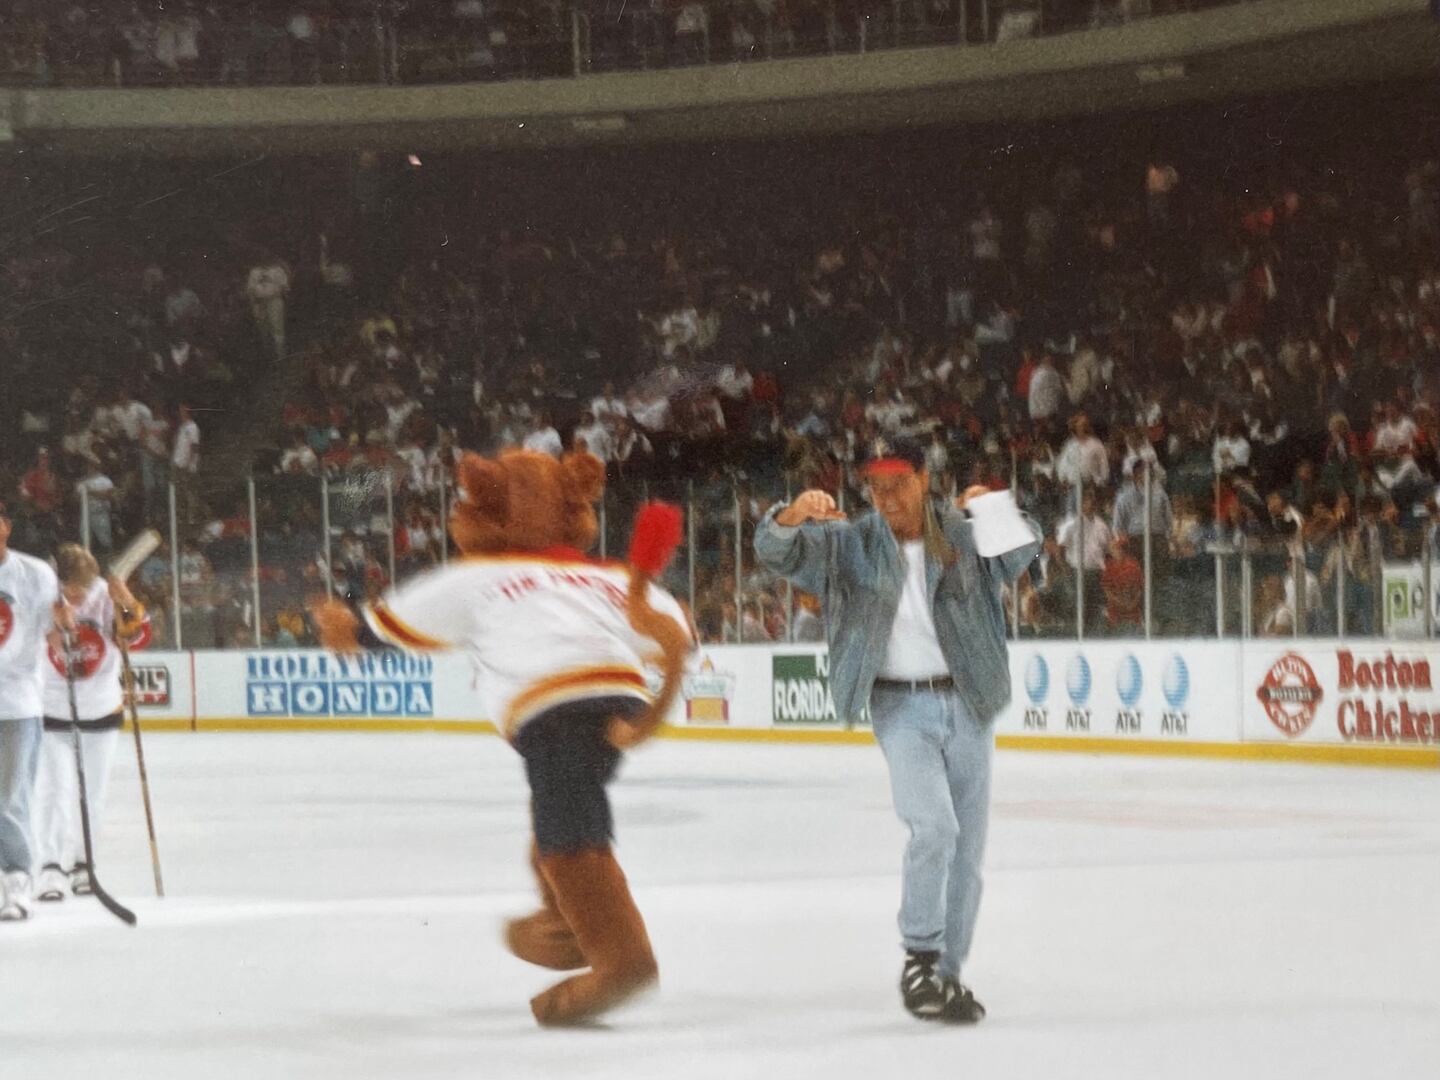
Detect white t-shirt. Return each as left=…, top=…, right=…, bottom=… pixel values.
left=0, top=549, right=60, bottom=720
left=364, top=555, right=691, bottom=739
left=395, top=445, right=427, bottom=488
left=573, top=422, right=614, bottom=463
left=78, top=474, right=115, bottom=521
left=1372, top=417, right=1418, bottom=456
left=279, top=445, right=319, bottom=474
left=141, top=415, right=171, bottom=458
left=629, top=396, right=672, bottom=433
left=1027, top=364, right=1065, bottom=420
left=172, top=419, right=201, bottom=471
left=879, top=541, right=950, bottom=680
left=42, top=579, right=150, bottom=721
left=1212, top=435, right=1251, bottom=473
left=117, top=400, right=153, bottom=442
left=591, top=396, right=627, bottom=425
left=1057, top=514, right=1114, bottom=571
left=1056, top=435, right=1110, bottom=488
left=522, top=427, right=563, bottom=458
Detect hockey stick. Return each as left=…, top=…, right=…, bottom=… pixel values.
left=108, top=529, right=165, bottom=899
left=117, top=638, right=164, bottom=898
left=61, top=629, right=137, bottom=926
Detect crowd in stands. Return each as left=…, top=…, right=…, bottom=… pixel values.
left=5, top=99, right=1440, bottom=648
left=0, top=1, right=1250, bottom=87
left=219, top=151, right=1440, bottom=644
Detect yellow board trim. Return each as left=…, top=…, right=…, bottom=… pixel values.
left=127, top=718, right=1439, bottom=768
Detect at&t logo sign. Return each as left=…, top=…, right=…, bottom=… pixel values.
left=1064, top=654, right=1092, bottom=731
left=1022, top=654, right=1049, bottom=730
left=1114, top=654, right=1142, bottom=734
left=1161, top=654, right=1189, bottom=735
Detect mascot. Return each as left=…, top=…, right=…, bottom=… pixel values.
left=312, top=448, right=691, bottom=1026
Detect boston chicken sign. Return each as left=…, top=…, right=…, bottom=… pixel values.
left=1244, top=646, right=1440, bottom=746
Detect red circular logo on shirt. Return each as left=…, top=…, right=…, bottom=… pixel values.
left=1256, top=653, right=1323, bottom=738
left=48, top=621, right=107, bottom=679
left=0, top=591, right=14, bottom=648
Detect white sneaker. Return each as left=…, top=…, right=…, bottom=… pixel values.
left=69, top=865, right=92, bottom=896
left=37, top=865, right=68, bottom=903
left=1, top=870, right=33, bottom=921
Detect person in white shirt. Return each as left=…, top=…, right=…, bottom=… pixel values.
left=171, top=403, right=202, bottom=524
left=1119, top=429, right=1166, bottom=484
left=1056, top=490, right=1114, bottom=572
left=572, top=412, right=614, bottom=464
left=384, top=387, right=420, bottom=443
left=278, top=432, right=319, bottom=476
left=1211, top=420, right=1251, bottom=474
left=1066, top=342, right=1103, bottom=407
left=34, top=546, right=150, bottom=903
left=1371, top=403, right=1418, bottom=457
left=1027, top=354, right=1066, bottom=424
left=716, top=362, right=754, bottom=401
left=246, top=256, right=290, bottom=358
left=628, top=392, right=673, bottom=435
left=425, top=433, right=462, bottom=492
left=1056, top=415, right=1110, bottom=490
left=90, top=393, right=127, bottom=442
left=522, top=415, right=563, bottom=458
left=172, top=404, right=201, bottom=474
left=76, top=465, right=116, bottom=554
left=0, top=502, right=63, bottom=921
left=1055, top=488, right=1113, bottom=631
left=866, top=393, right=918, bottom=434
left=115, top=390, right=153, bottom=444
left=590, top=383, right=627, bottom=428
left=395, top=439, right=428, bottom=491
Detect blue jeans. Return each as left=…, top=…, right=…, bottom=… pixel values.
left=870, top=685, right=993, bottom=980
left=0, top=717, right=42, bottom=875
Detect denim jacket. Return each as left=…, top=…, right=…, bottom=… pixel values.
left=754, top=500, right=1042, bottom=725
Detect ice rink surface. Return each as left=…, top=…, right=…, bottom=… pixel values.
left=1, top=730, right=1437, bottom=1080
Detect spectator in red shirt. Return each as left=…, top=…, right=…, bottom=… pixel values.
left=1101, top=536, right=1144, bottom=635
left=18, top=448, right=61, bottom=515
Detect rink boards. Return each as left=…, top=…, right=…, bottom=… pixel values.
left=125, top=642, right=1440, bottom=768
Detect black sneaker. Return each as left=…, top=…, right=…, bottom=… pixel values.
left=900, top=950, right=945, bottom=1019
left=938, top=978, right=986, bottom=1024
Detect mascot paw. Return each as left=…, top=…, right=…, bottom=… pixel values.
left=309, top=597, right=361, bottom=654
left=606, top=714, right=652, bottom=751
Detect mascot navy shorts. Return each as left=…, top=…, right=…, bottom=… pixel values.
left=516, top=696, right=645, bottom=855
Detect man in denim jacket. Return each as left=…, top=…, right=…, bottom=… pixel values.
left=755, top=440, right=1040, bottom=1023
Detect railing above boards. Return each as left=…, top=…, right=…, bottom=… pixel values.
left=0, top=1, right=1264, bottom=89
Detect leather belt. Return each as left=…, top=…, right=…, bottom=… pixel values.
left=873, top=675, right=954, bottom=692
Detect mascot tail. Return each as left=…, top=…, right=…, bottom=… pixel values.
left=608, top=502, right=690, bottom=750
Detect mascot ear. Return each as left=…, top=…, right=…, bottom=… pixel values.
left=559, top=452, right=605, bottom=506
left=456, top=452, right=510, bottom=524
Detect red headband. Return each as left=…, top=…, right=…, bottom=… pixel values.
left=862, top=458, right=917, bottom=477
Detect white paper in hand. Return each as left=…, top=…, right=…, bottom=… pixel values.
left=965, top=490, right=1034, bottom=557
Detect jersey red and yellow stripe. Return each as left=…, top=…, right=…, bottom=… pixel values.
left=364, top=601, right=449, bottom=651
left=502, top=665, right=651, bottom=739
